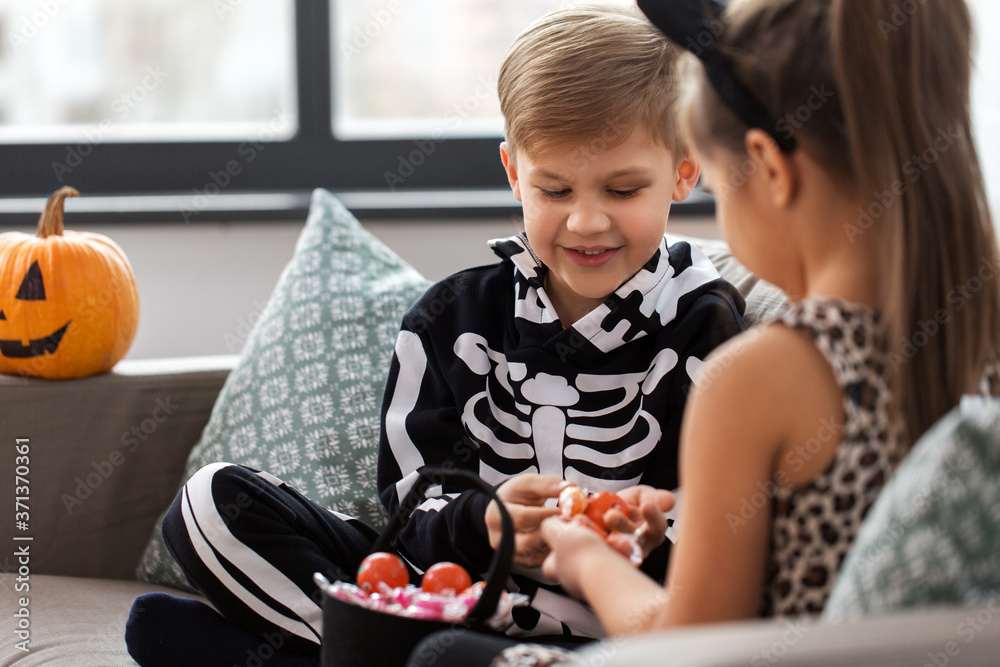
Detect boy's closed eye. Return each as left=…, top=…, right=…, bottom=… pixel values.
left=540, top=188, right=571, bottom=199
left=537, top=187, right=643, bottom=200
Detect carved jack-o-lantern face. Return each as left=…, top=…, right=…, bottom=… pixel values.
left=0, top=188, right=139, bottom=379
left=0, top=260, right=71, bottom=359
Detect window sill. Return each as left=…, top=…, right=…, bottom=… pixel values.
left=0, top=187, right=715, bottom=226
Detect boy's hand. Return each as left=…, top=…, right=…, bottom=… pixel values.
left=485, top=474, right=565, bottom=567
left=603, top=485, right=674, bottom=558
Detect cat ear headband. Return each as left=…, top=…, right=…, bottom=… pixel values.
left=637, top=0, right=798, bottom=152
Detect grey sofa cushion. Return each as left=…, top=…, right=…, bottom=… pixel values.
left=575, top=604, right=1000, bottom=666
left=0, top=573, right=204, bottom=666
left=0, top=356, right=235, bottom=580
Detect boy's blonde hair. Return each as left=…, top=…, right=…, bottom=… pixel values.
left=498, top=3, right=689, bottom=160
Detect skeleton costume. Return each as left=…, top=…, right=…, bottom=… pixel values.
left=157, top=232, right=745, bottom=659
left=379, top=232, right=746, bottom=639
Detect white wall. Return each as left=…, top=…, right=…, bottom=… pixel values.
left=96, top=218, right=520, bottom=360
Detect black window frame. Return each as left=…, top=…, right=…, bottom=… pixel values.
left=0, top=0, right=713, bottom=225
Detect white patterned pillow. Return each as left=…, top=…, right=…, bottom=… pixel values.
left=136, top=189, right=431, bottom=591
left=824, top=396, right=1000, bottom=620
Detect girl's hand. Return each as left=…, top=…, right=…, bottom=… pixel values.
left=485, top=474, right=565, bottom=567
left=539, top=515, right=609, bottom=599
left=603, top=486, right=674, bottom=558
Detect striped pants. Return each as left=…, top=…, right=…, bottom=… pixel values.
left=162, top=462, right=384, bottom=656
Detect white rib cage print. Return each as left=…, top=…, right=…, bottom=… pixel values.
left=454, top=331, right=678, bottom=491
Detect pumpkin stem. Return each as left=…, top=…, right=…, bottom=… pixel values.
left=37, top=186, right=80, bottom=238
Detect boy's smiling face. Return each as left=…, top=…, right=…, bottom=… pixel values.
left=501, top=127, right=699, bottom=325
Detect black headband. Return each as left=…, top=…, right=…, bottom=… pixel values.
left=638, top=0, right=798, bottom=152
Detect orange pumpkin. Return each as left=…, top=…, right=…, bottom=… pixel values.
left=0, top=187, right=139, bottom=379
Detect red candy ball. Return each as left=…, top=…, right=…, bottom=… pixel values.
left=421, top=562, right=472, bottom=596
left=584, top=491, right=627, bottom=532
left=356, top=552, right=409, bottom=594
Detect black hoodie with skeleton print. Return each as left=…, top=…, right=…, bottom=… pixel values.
left=377, top=232, right=746, bottom=638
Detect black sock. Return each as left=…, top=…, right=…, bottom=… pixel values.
left=125, top=592, right=320, bottom=667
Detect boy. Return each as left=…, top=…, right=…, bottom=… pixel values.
left=380, top=2, right=744, bottom=646
left=126, top=5, right=745, bottom=665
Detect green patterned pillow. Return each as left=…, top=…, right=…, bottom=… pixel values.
left=824, top=396, right=1000, bottom=620
left=136, top=189, right=431, bottom=591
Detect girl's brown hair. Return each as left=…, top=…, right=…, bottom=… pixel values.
left=684, top=0, right=1000, bottom=444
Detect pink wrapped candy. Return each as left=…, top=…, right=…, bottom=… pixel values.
left=314, top=573, right=526, bottom=630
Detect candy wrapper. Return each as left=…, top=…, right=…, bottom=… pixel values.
left=313, top=573, right=528, bottom=631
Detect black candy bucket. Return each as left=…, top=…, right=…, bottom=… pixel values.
left=318, top=468, right=514, bottom=667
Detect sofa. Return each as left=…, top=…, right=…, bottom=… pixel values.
left=0, top=355, right=236, bottom=665
left=3, top=191, right=1000, bottom=665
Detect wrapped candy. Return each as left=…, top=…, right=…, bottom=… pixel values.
left=555, top=484, right=645, bottom=566
left=313, top=572, right=527, bottom=630
left=558, top=484, right=588, bottom=519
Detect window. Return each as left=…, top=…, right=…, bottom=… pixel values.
left=2, top=1, right=997, bottom=225
left=333, top=1, right=638, bottom=140
left=1, top=1, right=804, bottom=224
left=0, top=0, right=296, bottom=143
left=0, top=0, right=318, bottom=223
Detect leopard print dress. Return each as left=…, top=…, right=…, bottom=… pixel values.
left=758, top=297, right=905, bottom=617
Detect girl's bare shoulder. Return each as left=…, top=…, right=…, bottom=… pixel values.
left=690, top=323, right=843, bottom=456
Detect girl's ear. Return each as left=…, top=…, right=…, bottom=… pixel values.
left=745, top=129, right=796, bottom=208
left=499, top=142, right=522, bottom=202
left=671, top=153, right=702, bottom=203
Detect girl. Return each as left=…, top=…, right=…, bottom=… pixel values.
left=408, top=0, right=1000, bottom=663
left=539, top=0, right=1000, bottom=635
